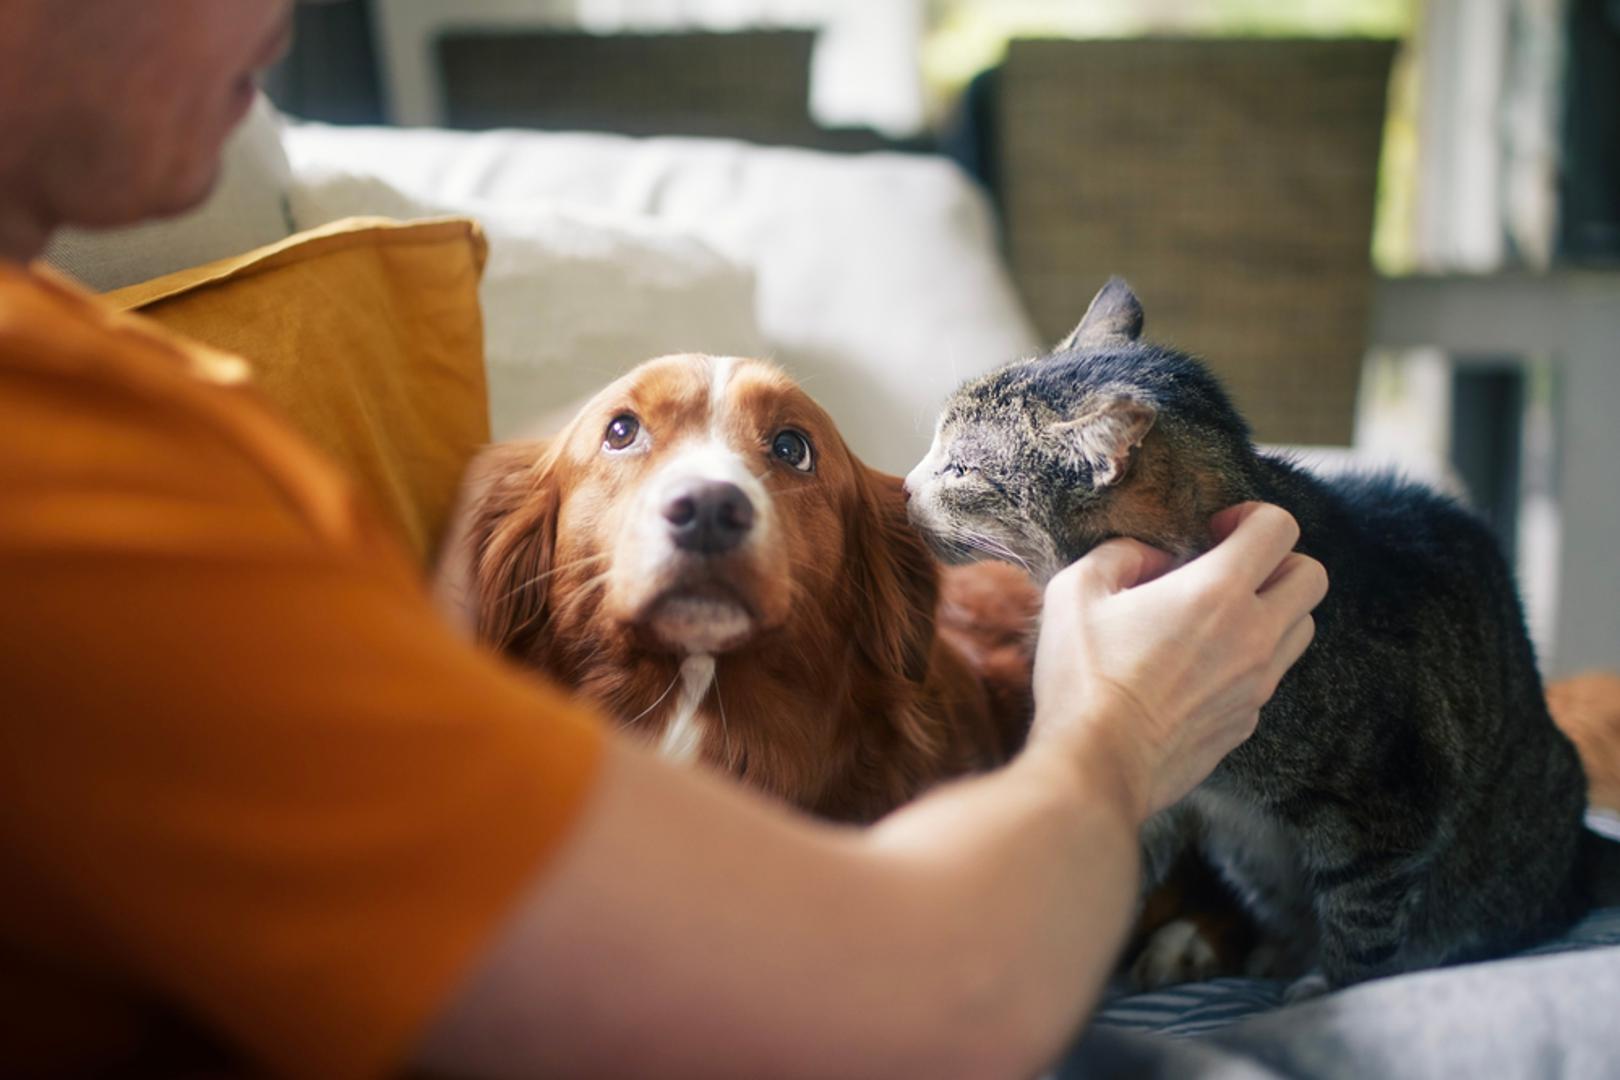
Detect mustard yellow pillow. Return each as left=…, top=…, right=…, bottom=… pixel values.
left=106, top=217, right=490, bottom=568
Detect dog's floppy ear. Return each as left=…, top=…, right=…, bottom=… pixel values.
left=848, top=467, right=939, bottom=686
left=433, top=440, right=559, bottom=652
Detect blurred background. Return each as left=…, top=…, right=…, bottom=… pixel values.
left=261, top=0, right=1620, bottom=675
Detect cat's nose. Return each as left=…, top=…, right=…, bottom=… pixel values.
left=902, top=464, right=927, bottom=501
left=664, top=481, right=755, bottom=554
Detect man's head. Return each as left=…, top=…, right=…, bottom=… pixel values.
left=0, top=0, right=294, bottom=260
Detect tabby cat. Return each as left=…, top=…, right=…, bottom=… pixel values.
left=904, top=277, right=1618, bottom=988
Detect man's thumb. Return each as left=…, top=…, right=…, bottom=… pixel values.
left=1075, top=537, right=1178, bottom=595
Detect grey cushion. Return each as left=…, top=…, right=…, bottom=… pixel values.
left=1095, top=901, right=1620, bottom=1038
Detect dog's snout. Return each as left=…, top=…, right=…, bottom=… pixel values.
left=664, top=481, right=755, bottom=554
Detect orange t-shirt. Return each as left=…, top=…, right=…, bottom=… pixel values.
left=0, top=265, right=605, bottom=1078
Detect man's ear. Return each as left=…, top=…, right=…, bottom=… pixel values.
left=433, top=440, right=558, bottom=651
left=1059, top=276, right=1145, bottom=351
left=848, top=467, right=939, bottom=686
left=1047, top=392, right=1157, bottom=488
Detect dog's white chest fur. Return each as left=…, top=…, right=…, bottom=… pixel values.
left=657, top=654, right=716, bottom=764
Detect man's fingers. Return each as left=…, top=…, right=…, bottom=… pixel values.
left=1208, top=501, right=1281, bottom=544
left=1198, top=503, right=1301, bottom=592
left=1208, top=501, right=1256, bottom=544
left=1070, top=537, right=1179, bottom=597
left=1257, top=552, right=1329, bottom=621
left=1261, top=614, right=1316, bottom=697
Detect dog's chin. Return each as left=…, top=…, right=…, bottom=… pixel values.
left=643, top=586, right=756, bottom=655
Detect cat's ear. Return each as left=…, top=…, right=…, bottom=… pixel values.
left=1060, top=276, right=1145, bottom=351
left=1048, top=392, right=1157, bottom=487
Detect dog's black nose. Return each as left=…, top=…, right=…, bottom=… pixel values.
left=664, top=481, right=755, bottom=554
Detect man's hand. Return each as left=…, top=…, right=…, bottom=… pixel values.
left=1029, top=503, right=1328, bottom=822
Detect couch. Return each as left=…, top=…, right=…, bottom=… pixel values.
left=48, top=94, right=1040, bottom=476
left=49, top=95, right=1470, bottom=494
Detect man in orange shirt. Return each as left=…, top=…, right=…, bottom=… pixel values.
left=0, top=2, right=1331, bottom=1076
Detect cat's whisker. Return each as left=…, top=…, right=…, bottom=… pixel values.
left=946, top=527, right=1033, bottom=574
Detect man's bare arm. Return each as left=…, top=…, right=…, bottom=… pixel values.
left=414, top=504, right=1325, bottom=1078
left=413, top=733, right=1139, bottom=1080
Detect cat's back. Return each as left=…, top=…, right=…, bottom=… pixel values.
left=1252, top=458, right=1569, bottom=782
left=1253, top=456, right=1588, bottom=940
left=1261, top=461, right=1518, bottom=624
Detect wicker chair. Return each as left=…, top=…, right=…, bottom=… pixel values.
left=995, top=38, right=1396, bottom=446
left=437, top=29, right=897, bottom=153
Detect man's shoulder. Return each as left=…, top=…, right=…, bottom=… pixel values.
left=0, top=263, right=110, bottom=359
left=0, top=263, right=364, bottom=554
left=0, top=263, right=241, bottom=381
left=1, top=264, right=230, bottom=436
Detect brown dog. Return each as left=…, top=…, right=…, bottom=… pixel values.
left=437, top=354, right=1034, bottom=822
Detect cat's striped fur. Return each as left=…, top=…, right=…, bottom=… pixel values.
left=907, top=278, right=1619, bottom=987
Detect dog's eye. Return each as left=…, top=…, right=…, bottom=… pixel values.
left=771, top=429, right=814, bottom=473
left=945, top=461, right=971, bottom=478
left=604, top=414, right=640, bottom=451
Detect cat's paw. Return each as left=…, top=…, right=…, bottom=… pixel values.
left=1130, top=918, right=1222, bottom=990
left=1282, top=972, right=1332, bottom=1004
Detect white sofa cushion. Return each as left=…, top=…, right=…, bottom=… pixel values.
left=284, top=123, right=1040, bottom=471
left=287, top=170, right=766, bottom=440
left=43, top=96, right=295, bottom=293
